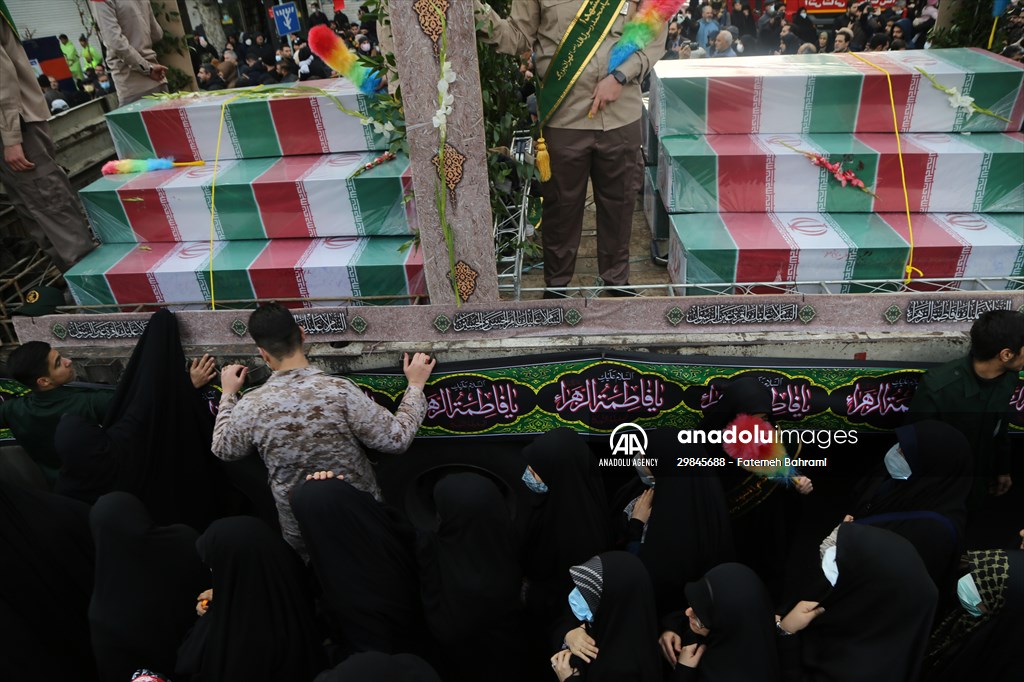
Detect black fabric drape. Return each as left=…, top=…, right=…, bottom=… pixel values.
left=54, top=309, right=220, bottom=529
left=851, top=420, right=972, bottom=605
left=417, top=472, right=526, bottom=682
left=573, top=552, right=663, bottom=682
left=0, top=481, right=97, bottom=682
left=677, top=563, right=780, bottom=682
left=189, top=516, right=326, bottom=682
left=521, top=427, right=614, bottom=628
left=799, top=524, right=938, bottom=682
left=291, top=477, right=422, bottom=656
left=637, top=431, right=735, bottom=620
left=314, top=652, right=441, bottom=682
left=89, top=492, right=206, bottom=682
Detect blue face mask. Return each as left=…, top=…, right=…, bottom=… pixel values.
left=568, top=587, right=593, bottom=623
left=957, top=573, right=984, bottom=617
left=522, top=467, right=548, bottom=494
left=883, top=443, right=912, bottom=480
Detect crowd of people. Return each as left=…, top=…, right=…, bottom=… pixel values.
left=189, top=3, right=380, bottom=93
left=663, top=1, right=1024, bottom=61
left=1, top=304, right=1021, bottom=681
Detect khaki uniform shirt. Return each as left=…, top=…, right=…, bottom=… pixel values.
left=90, top=0, right=166, bottom=105
left=211, top=366, right=427, bottom=559
left=477, top=0, right=666, bottom=130
left=0, top=20, right=51, bottom=146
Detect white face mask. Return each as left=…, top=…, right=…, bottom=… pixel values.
left=245, top=39, right=252, bottom=46
left=735, top=43, right=744, bottom=53
left=883, top=443, right=912, bottom=480
left=800, top=11, right=807, bottom=18
left=359, top=43, right=371, bottom=53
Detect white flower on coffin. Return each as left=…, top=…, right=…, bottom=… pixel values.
left=432, top=113, right=446, bottom=136
left=372, top=121, right=387, bottom=135
left=947, top=91, right=975, bottom=113
left=432, top=64, right=458, bottom=139
left=383, top=122, right=395, bottom=133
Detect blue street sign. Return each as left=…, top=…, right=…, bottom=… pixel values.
left=272, top=2, right=300, bottom=36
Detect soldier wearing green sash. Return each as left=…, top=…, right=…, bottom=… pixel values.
left=477, top=1, right=666, bottom=297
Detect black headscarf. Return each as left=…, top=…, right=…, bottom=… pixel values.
left=314, top=652, right=442, bottom=682
left=852, top=420, right=972, bottom=536
left=637, top=431, right=735, bottom=620
left=418, top=473, right=522, bottom=644
left=925, top=549, right=1022, bottom=682
left=191, top=516, right=326, bottom=682
left=571, top=552, right=662, bottom=682
left=54, top=309, right=220, bottom=529
left=699, top=377, right=781, bottom=516
left=291, top=477, right=422, bottom=655
left=780, top=31, right=802, bottom=54
left=89, top=492, right=207, bottom=681
left=851, top=420, right=971, bottom=601
left=522, top=428, right=613, bottom=582
left=0, top=481, right=96, bottom=681
left=682, top=563, right=780, bottom=681
left=791, top=7, right=818, bottom=43
left=800, top=524, right=938, bottom=682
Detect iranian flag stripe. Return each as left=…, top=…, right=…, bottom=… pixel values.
left=81, top=175, right=136, bottom=243
left=201, top=159, right=272, bottom=240
left=104, top=242, right=180, bottom=303
left=707, top=75, right=757, bottom=134
left=805, top=134, right=877, bottom=213
left=724, top=214, right=792, bottom=284
left=303, top=155, right=362, bottom=235
left=757, top=135, right=826, bottom=213
left=180, top=97, right=236, bottom=162
left=270, top=97, right=327, bottom=156
left=404, top=244, right=426, bottom=297
left=200, top=241, right=264, bottom=303
left=660, top=136, right=718, bottom=212
left=930, top=48, right=1024, bottom=131
left=159, top=161, right=239, bottom=241
left=828, top=213, right=910, bottom=286
left=296, top=238, right=363, bottom=303
left=668, top=214, right=738, bottom=290
left=931, top=214, right=1024, bottom=286
left=848, top=54, right=913, bottom=134
left=118, top=168, right=186, bottom=242
left=770, top=213, right=852, bottom=288
left=877, top=214, right=966, bottom=287
left=706, top=135, right=766, bottom=212
left=252, top=157, right=319, bottom=238
left=106, top=108, right=156, bottom=159
left=149, top=243, right=223, bottom=304
left=65, top=243, right=133, bottom=306
left=248, top=239, right=316, bottom=303
left=227, top=99, right=282, bottom=158
left=140, top=104, right=198, bottom=161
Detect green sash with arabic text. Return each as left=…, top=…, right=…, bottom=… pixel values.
left=537, top=0, right=623, bottom=127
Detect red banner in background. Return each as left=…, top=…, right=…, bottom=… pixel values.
left=790, top=0, right=899, bottom=13
left=334, top=0, right=346, bottom=11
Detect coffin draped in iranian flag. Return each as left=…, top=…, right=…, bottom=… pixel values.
left=65, top=238, right=425, bottom=309
left=105, top=79, right=386, bottom=161
left=658, top=132, right=1024, bottom=214
left=644, top=166, right=669, bottom=241
left=649, top=48, right=1024, bottom=136
left=80, top=153, right=414, bottom=242
left=668, top=213, right=1024, bottom=295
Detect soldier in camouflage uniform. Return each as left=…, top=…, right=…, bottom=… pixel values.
left=212, top=302, right=435, bottom=560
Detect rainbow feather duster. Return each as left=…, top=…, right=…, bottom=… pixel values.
left=608, top=0, right=686, bottom=73
left=720, top=414, right=799, bottom=482
left=308, top=25, right=382, bottom=95
left=102, top=159, right=205, bottom=175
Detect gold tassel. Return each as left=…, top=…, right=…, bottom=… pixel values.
left=535, top=136, right=551, bottom=182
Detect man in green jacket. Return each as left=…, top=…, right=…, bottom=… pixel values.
left=58, top=33, right=83, bottom=80
left=909, top=309, right=1024, bottom=507
left=1, top=339, right=217, bottom=486
left=79, top=34, right=102, bottom=70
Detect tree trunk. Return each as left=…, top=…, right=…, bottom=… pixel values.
left=935, top=0, right=966, bottom=34
left=152, top=1, right=198, bottom=92
left=190, top=0, right=227, bottom=54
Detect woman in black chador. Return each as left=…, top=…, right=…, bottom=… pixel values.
left=89, top=491, right=207, bottom=681
left=417, top=472, right=526, bottom=682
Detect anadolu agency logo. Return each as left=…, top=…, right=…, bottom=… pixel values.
left=605, top=423, right=658, bottom=468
